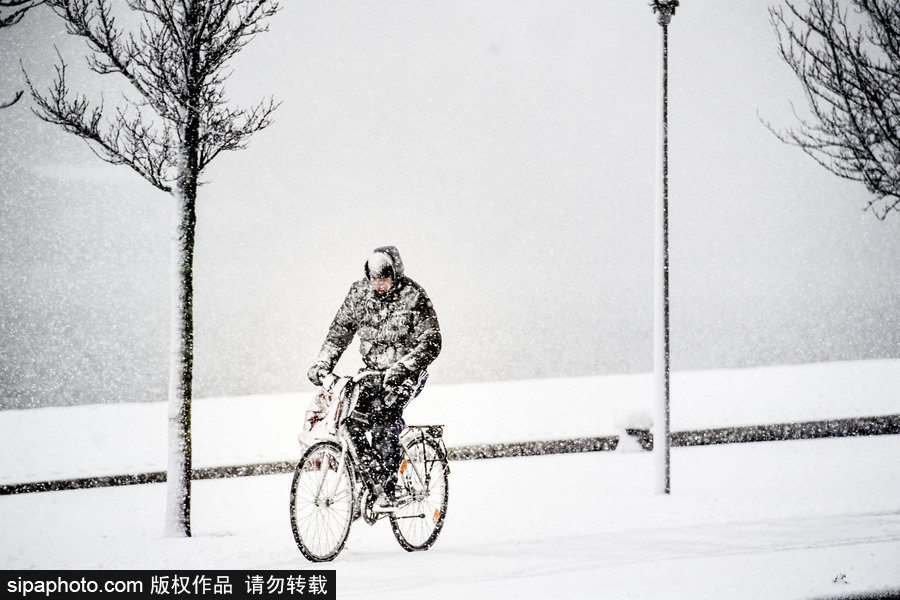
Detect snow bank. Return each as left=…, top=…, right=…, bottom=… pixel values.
left=1, top=359, right=897, bottom=486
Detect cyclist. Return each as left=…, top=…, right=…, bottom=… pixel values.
left=307, top=245, right=442, bottom=512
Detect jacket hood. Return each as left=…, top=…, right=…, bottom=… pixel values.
left=364, top=245, right=405, bottom=280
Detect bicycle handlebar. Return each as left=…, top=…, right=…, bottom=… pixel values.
left=352, top=370, right=383, bottom=383
left=322, top=370, right=382, bottom=392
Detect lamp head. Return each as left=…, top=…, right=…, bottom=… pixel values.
left=650, top=0, right=679, bottom=26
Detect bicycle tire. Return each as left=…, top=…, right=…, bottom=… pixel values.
left=289, top=441, right=355, bottom=562
left=390, top=436, right=449, bottom=552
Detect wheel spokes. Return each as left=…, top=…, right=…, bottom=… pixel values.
left=291, top=444, right=354, bottom=561
left=392, top=441, right=448, bottom=548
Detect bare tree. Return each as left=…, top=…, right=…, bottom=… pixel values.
left=24, top=0, right=280, bottom=537
left=767, top=0, right=900, bottom=219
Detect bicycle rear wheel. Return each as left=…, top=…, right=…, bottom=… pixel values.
left=289, top=441, right=355, bottom=562
left=390, top=436, right=449, bottom=551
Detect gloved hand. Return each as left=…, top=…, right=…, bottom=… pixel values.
left=382, top=363, right=409, bottom=390
left=307, top=363, right=331, bottom=387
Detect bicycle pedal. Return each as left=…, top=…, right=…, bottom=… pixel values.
left=361, top=492, right=379, bottom=525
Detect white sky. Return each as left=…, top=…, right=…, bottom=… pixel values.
left=1, top=1, right=899, bottom=407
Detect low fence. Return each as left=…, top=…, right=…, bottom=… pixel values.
left=2, top=413, right=898, bottom=496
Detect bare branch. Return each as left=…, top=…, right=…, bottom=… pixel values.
left=43, top=0, right=156, bottom=101
left=767, top=0, right=900, bottom=219
left=24, top=50, right=174, bottom=191
left=197, top=94, right=280, bottom=169
left=0, top=90, right=23, bottom=108
left=27, top=0, right=280, bottom=189
left=200, top=0, right=279, bottom=76
left=0, top=0, right=43, bottom=27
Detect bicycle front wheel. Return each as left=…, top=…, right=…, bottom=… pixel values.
left=289, top=441, right=355, bottom=562
left=390, top=437, right=449, bottom=552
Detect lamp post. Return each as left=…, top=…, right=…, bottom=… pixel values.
left=650, top=0, right=677, bottom=495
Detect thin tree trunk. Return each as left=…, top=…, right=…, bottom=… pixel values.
left=163, top=4, right=204, bottom=537
left=164, top=132, right=199, bottom=538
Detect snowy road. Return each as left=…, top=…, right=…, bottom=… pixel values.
left=2, top=361, right=899, bottom=599
left=3, top=436, right=899, bottom=599
left=326, top=440, right=900, bottom=599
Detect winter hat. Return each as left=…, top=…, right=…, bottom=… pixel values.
left=364, top=245, right=405, bottom=280
left=366, top=251, right=394, bottom=280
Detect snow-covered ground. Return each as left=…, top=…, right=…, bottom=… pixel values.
left=2, top=360, right=899, bottom=599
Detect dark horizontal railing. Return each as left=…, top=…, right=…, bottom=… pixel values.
left=2, top=414, right=897, bottom=496
left=670, top=414, right=900, bottom=447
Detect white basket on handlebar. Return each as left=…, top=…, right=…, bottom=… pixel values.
left=297, top=372, right=377, bottom=453
left=298, top=377, right=348, bottom=452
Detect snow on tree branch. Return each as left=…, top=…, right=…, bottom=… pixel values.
left=26, top=0, right=281, bottom=191
left=24, top=50, right=176, bottom=191
left=766, top=0, right=900, bottom=219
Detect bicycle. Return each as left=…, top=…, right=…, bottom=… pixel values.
left=289, top=370, right=450, bottom=562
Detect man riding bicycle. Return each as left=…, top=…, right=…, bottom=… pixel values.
left=307, top=246, right=442, bottom=512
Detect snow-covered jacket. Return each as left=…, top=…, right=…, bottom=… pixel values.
left=314, top=250, right=441, bottom=376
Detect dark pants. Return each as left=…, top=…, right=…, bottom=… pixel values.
left=346, top=374, right=419, bottom=498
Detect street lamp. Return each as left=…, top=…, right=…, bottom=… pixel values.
left=650, top=0, right=677, bottom=495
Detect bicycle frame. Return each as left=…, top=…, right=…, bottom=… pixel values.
left=331, top=373, right=446, bottom=517
left=290, top=370, right=450, bottom=561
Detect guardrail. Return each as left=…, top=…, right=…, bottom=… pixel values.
left=2, top=414, right=897, bottom=496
